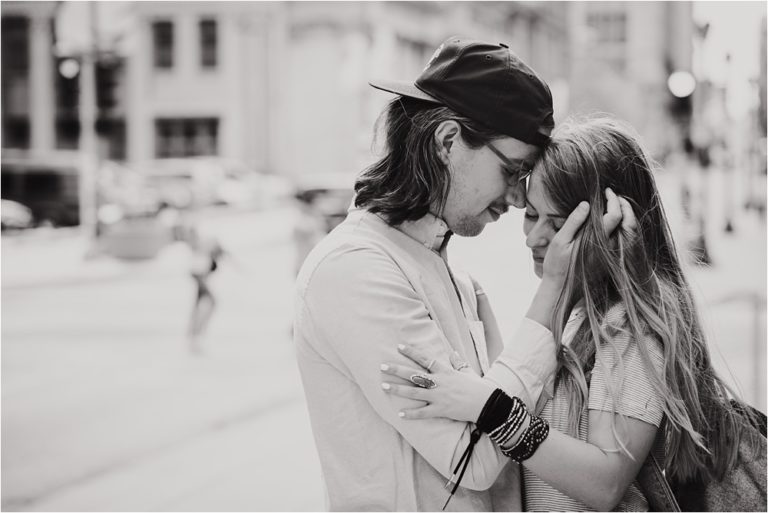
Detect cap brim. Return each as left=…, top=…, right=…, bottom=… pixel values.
left=369, top=79, right=441, bottom=104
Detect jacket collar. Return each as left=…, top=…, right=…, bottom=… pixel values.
left=396, top=212, right=452, bottom=254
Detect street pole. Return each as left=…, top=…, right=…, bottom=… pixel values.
left=688, top=22, right=712, bottom=265
left=78, top=2, right=99, bottom=249
left=723, top=53, right=735, bottom=234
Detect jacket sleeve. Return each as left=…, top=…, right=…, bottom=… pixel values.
left=484, top=317, right=557, bottom=411
left=300, top=245, right=551, bottom=489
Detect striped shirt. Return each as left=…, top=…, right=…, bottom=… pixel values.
left=523, top=303, right=666, bottom=512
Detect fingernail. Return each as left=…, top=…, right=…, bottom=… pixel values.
left=382, top=383, right=391, bottom=390
left=380, top=364, right=389, bottom=371
left=579, top=201, right=589, bottom=210
left=606, top=187, right=614, bottom=195
left=397, top=344, right=405, bottom=351
left=398, top=411, right=405, bottom=418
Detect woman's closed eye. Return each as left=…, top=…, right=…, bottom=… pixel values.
left=524, top=211, right=538, bottom=221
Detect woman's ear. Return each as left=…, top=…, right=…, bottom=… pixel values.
left=434, top=120, right=461, bottom=165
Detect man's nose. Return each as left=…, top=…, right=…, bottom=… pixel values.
left=505, top=180, right=526, bottom=209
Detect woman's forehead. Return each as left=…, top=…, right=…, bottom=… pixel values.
left=526, top=171, right=562, bottom=217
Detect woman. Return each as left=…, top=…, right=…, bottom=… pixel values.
left=381, top=117, right=759, bottom=511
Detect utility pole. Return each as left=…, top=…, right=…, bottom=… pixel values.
left=78, top=2, right=99, bottom=249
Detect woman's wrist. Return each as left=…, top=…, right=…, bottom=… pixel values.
left=525, top=278, right=562, bottom=330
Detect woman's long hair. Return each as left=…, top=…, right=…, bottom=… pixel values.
left=538, top=116, right=757, bottom=483
left=354, top=96, right=500, bottom=226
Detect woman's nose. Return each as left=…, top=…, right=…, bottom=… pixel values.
left=526, top=226, right=549, bottom=249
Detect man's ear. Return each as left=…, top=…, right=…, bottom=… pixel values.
left=434, top=120, right=461, bottom=165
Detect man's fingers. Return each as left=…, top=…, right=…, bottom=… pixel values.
left=618, top=197, right=638, bottom=232
left=554, top=201, right=590, bottom=244
left=398, top=406, right=439, bottom=420
left=602, top=187, right=622, bottom=235
left=381, top=382, right=430, bottom=401
left=380, top=363, right=429, bottom=381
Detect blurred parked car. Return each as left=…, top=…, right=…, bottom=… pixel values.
left=292, top=173, right=356, bottom=274
left=1, top=150, right=81, bottom=227
left=1, top=199, right=34, bottom=231
left=133, top=157, right=293, bottom=210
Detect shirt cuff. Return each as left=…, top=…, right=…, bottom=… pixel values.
left=484, top=317, right=557, bottom=410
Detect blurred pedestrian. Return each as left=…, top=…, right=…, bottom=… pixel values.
left=185, top=224, right=226, bottom=355
left=381, top=117, right=765, bottom=512
left=293, top=37, right=628, bottom=510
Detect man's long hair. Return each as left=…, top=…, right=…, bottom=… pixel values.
left=354, top=96, right=500, bottom=225
left=539, top=116, right=758, bottom=484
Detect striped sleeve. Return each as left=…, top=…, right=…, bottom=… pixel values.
left=587, top=307, right=666, bottom=427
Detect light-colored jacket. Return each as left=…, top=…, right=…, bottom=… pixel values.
left=294, top=207, right=556, bottom=511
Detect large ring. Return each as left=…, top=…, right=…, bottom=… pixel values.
left=426, top=358, right=436, bottom=372
left=409, top=374, right=437, bottom=389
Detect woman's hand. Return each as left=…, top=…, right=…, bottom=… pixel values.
left=542, top=188, right=636, bottom=286
left=527, top=188, right=637, bottom=329
left=380, top=344, right=496, bottom=423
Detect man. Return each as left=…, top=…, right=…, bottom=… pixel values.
left=294, top=37, right=601, bottom=511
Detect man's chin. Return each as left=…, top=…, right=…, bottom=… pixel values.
left=451, top=222, right=485, bottom=237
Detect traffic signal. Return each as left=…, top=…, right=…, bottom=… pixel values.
left=669, top=93, right=692, bottom=120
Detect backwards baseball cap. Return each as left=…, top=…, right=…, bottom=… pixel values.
left=370, top=37, right=554, bottom=147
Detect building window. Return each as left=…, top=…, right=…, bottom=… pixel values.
left=155, top=118, right=218, bottom=158
left=2, top=16, right=31, bottom=148
left=152, top=21, right=174, bottom=69
left=200, top=19, right=217, bottom=68
left=586, top=11, right=627, bottom=74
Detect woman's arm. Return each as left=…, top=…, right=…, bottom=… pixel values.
left=523, top=410, right=658, bottom=511
left=383, top=327, right=661, bottom=511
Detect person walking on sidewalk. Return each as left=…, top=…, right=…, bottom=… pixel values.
left=293, top=37, right=630, bottom=511
left=186, top=224, right=226, bottom=354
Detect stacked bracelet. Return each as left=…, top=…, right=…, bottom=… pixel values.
left=488, top=396, right=528, bottom=447
left=476, top=389, right=514, bottom=434
left=475, top=388, right=550, bottom=463
left=500, top=414, right=550, bottom=462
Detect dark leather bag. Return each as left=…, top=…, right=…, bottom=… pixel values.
left=638, top=404, right=767, bottom=512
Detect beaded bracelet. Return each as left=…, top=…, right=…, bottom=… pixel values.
left=501, top=414, right=550, bottom=462
left=489, top=397, right=528, bottom=447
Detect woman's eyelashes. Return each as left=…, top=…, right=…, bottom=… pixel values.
left=525, top=211, right=563, bottom=233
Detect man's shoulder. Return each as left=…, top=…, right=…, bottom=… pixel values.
left=295, top=223, right=395, bottom=295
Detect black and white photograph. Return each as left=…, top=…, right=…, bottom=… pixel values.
left=1, top=1, right=766, bottom=511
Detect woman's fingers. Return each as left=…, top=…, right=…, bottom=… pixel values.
left=602, top=187, right=622, bottom=235
left=618, top=196, right=638, bottom=233
left=553, top=201, right=590, bottom=245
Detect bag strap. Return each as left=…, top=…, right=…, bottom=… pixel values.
left=637, top=453, right=681, bottom=512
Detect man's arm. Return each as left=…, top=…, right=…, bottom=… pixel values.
left=301, top=246, right=552, bottom=489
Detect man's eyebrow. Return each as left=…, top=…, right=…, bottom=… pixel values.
left=487, top=143, right=536, bottom=170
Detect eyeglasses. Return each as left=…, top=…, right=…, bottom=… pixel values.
left=487, top=142, right=534, bottom=183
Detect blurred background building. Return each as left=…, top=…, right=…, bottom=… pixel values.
left=2, top=2, right=766, bottom=511
left=4, top=1, right=750, bottom=227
